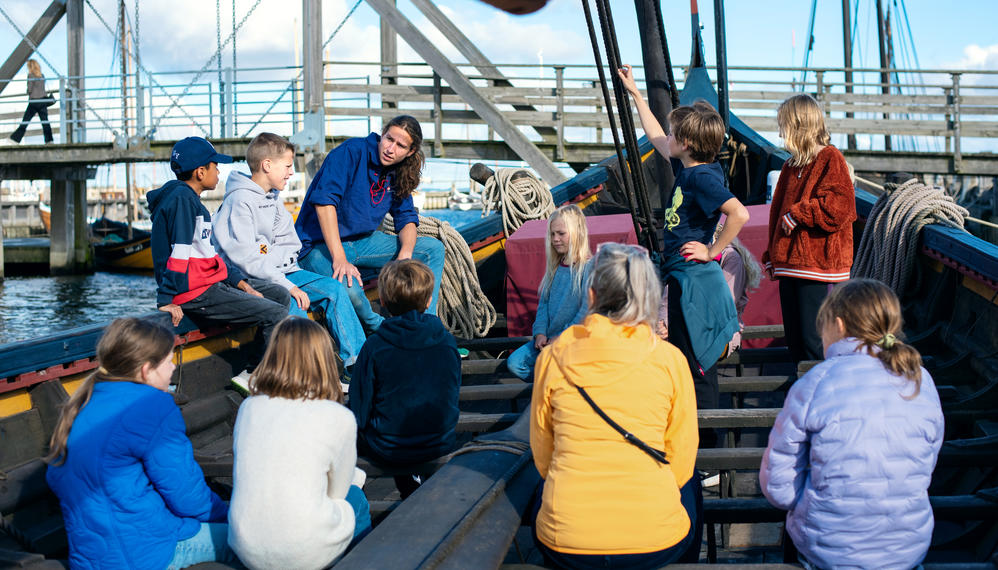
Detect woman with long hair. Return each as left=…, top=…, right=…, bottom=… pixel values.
left=10, top=59, right=54, bottom=144
left=530, top=243, right=701, bottom=569
left=45, top=318, right=232, bottom=569
left=228, top=317, right=371, bottom=568
left=295, top=115, right=445, bottom=333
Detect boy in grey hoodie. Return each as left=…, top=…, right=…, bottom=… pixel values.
left=213, top=133, right=365, bottom=367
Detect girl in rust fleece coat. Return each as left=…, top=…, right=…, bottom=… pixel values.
left=763, top=94, right=856, bottom=362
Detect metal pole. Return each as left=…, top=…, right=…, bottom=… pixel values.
left=841, top=0, right=855, bottom=150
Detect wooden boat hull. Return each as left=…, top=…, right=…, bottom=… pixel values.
left=90, top=218, right=154, bottom=271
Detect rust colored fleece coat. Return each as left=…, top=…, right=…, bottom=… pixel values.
left=762, top=146, right=856, bottom=282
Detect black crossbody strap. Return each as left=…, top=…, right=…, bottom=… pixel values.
left=570, top=382, right=669, bottom=465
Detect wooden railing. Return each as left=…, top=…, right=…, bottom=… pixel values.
left=322, top=61, right=998, bottom=168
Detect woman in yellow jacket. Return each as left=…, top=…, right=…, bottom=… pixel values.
left=530, top=242, right=701, bottom=569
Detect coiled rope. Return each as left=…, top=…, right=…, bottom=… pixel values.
left=382, top=215, right=497, bottom=338
left=481, top=168, right=555, bottom=237
left=852, top=178, right=969, bottom=294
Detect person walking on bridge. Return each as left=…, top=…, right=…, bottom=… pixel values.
left=9, top=59, right=54, bottom=144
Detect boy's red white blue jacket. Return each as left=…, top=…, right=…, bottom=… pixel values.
left=148, top=180, right=245, bottom=306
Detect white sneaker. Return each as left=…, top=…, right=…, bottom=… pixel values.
left=702, top=474, right=720, bottom=488
left=231, top=369, right=252, bottom=395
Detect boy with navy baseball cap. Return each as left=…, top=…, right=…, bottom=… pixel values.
left=148, top=136, right=291, bottom=366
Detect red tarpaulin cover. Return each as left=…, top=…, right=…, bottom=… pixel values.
left=737, top=203, right=783, bottom=348
left=504, top=206, right=783, bottom=346
left=505, top=214, right=638, bottom=337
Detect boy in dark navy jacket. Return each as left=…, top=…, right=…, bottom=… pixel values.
left=348, top=259, right=461, bottom=498
left=148, top=137, right=290, bottom=354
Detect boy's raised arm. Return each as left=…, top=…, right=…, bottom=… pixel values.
left=617, top=65, right=671, bottom=160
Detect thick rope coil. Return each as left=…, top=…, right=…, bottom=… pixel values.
left=852, top=178, right=969, bottom=294
left=382, top=215, right=497, bottom=338
left=481, top=168, right=555, bottom=237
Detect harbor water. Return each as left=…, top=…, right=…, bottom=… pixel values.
left=0, top=272, right=158, bottom=344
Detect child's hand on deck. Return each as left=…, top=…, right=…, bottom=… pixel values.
left=617, top=65, right=640, bottom=98
left=679, top=241, right=710, bottom=262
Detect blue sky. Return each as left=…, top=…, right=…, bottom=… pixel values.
left=1, top=0, right=995, bottom=190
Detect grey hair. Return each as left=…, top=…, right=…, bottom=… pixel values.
left=589, top=243, right=661, bottom=328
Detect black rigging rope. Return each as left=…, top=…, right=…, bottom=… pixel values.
left=580, top=0, right=645, bottom=248
left=591, top=0, right=659, bottom=253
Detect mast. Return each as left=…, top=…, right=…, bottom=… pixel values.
left=713, top=0, right=729, bottom=136
left=634, top=0, right=676, bottom=210
left=689, top=0, right=706, bottom=69
left=119, top=0, right=133, bottom=239
left=842, top=0, right=856, bottom=150
left=875, top=0, right=891, bottom=150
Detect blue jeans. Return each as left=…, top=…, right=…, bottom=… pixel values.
left=507, top=340, right=540, bottom=380
left=167, top=522, right=237, bottom=569
left=286, top=269, right=366, bottom=367
left=299, top=232, right=445, bottom=332
left=346, top=485, right=372, bottom=541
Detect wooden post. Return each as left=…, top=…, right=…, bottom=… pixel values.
left=380, top=0, right=397, bottom=113
left=0, top=192, right=5, bottom=281
left=432, top=72, right=443, bottom=157
left=555, top=66, right=565, bottom=162
left=943, top=86, right=952, bottom=153
left=951, top=73, right=962, bottom=173
left=49, top=180, right=74, bottom=274
left=67, top=0, right=85, bottom=142
left=594, top=80, right=603, bottom=144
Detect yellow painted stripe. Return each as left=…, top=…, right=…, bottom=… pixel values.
left=63, top=377, right=86, bottom=396
left=176, top=329, right=255, bottom=362
left=961, top=274, right=998, bottom=305
left=0, top=392, right=33, bottom=415
left=576, top=194, right=599, bottom=210
left=641, top=149, right=656, bottom=162
left=473, top=239, right=506, bottom=263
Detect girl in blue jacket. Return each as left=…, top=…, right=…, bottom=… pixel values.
left=46, top=318, right=232, bottom=570
left=507, top=204, right=593, bottom=380
left=760, top=279, right=943, bottom=569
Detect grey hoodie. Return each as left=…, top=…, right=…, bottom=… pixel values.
left=213, top=171, right=301, bottom=291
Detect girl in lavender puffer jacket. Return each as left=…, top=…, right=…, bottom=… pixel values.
left=761, top=279, right=944, bottom=570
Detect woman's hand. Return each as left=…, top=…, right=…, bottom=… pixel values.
left=333, top=258, right=363, bottom=288
left=617, top=65, right=641, bottom=98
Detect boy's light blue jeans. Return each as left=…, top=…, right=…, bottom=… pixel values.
left=286, top=269, right=366, bottom=367
left=299, top=232, right=446, bottom=333
left=167, top=522, right=238, bottom=569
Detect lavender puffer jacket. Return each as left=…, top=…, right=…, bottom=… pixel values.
left=760, top=338, right=944, bottom=569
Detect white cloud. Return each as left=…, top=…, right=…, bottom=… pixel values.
left=951, top=43, right=998, bottom=71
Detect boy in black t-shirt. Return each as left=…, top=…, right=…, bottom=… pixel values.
left=619, top=65, right=749, bottom=419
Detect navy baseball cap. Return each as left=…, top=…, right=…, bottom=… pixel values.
left=170, top=137, right=233, bottom=173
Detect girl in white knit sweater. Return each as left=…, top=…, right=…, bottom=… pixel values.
left=228, top=317, right=371, bottom=569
